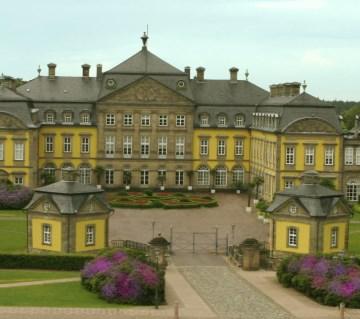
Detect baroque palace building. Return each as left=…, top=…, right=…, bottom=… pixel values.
left=0, top=35, right=348, bottom=201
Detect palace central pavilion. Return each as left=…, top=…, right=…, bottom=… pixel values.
left=0, top=34, right=350, bottom=201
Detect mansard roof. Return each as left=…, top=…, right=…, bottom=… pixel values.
left=260, top=92, right=332, bottom=107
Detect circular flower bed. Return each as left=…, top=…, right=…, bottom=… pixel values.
left=109, top=192, right=217, bottom=209
left=277, top=255, right=360, bottom=307
left=81, top=250, right=162, bottom=304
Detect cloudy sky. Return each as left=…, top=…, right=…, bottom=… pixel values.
left=1, top=0, right=359, bottom=100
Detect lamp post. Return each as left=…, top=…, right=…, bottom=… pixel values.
left=154, top=250, right=160, bottom=309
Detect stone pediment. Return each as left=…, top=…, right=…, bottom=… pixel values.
left=273, top=199, right=309, bottom=218
left=78, top=196, right=108, bottom=214
left=0, top=113, right=26, bottom=129
left=284, top=118, right=336, bottom=134
left=30, top=195, right=59, bottom=214
left=100, top=77, right=191, bottom=105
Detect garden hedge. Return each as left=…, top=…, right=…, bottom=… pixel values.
left=0, top=254, right=94, bottom=271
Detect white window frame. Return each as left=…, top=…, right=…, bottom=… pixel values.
left=123, top=113, right=133, bottom=126
left=14, top=143, right=24, bottom=161
left=285, top=146, right=295, bottom=165
left=85, top=225, right=95, bottom=246
left=200, top=114, right=209, bottom=127
left=141, top=114, right=151, bottom=126
left=200, top=139, right=209, bottom=156
left=346, top=182, right=359, bottom=201
left=235, top=139, right=244, bottom=156
left=63, top=137, right=72, bottom=153
left=345, top=147, right=354, bottom=165
left=288, top=227, right=298, bottom=247
left=42, top=224, right=52, bottom=245
left=284, top=180, right=294, bottom=189
left=140, top=136, right=150, bottom=158
left=44, top=166, right=55, bottom=177
left=105, top=168, right=114, bottom=185
left=63, top=112, right=73, bottom=124
left=105, top=113, right=115, bottom=126
left=197, top=166, right=209, bottom=186
left=232, top=168, right=244, bottom=185
left=158, top=136, right=167, bottom=159
left=217, top=140, right=226, bottom=156
left=331, top=227, right=338, bottom=248
left=215, top=168, right=227, bottom=187
left=45, top=136, right=54, bottom=153
left=45, top=112, right=55, bottom=124
left=14, top=176, right=24, bottom=185
left=123, top=136, right=133, bottom=158
left=305, top=145, right=315, bottom=166
left=81, top=137, right=90, bottom=154
left=175, top=136, right=185, bottom=159
left=356, top=147, right=360, bottom=165
left=80, top=112, right=91, bottom=125
left=175, top=170, right=184, bottom=186
left=140, top=169, right=149, bottom=186
left=235, top=114, right=245, bottom=128
left=0, top=143, right=4, bottom=161
left=79, top=166, right=91, bottom=184
left=324, top=145, right=334, bottom=166
left=176, top=115, right=186, bottom=127
left=159, top=114, right=168, bottom=126
left=105, top=136, right=115, bottom=157
left=217, top=115, right=227, bottom=127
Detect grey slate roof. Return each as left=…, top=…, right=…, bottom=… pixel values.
left=35, top=180, right=103, bottom=195
left=260, top=92, right=331, bottom=107
left=106, top=47, right=184, bottom=75
left=0, top=85, right=28, bottom=101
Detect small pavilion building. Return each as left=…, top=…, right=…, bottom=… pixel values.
left=267, top=171, right=351, bottom=256
left=26, top=170, right=113, bottom=253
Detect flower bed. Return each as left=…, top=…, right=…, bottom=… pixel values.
left=81, top=250, right=164, bottom=305
left=277, top=255, right=360, bottom=307
left=109, top=192, right=217, bottom=209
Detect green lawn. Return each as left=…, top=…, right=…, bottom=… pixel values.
left=0, top=211, right=27, bottom=253
left=0, top=281, right=127, bottom=307
left=349, top=222, right=360, bottom=255
left=0, top=269, right=79, bottom=284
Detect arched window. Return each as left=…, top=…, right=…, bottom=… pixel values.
left=199, top=113, right=210, bottom=127
left=197, top=165, right=209, bottom=185
left=43, top=163, right=56, bottom=177
left=215, top=167, right=227, bottom=187
left=79, top=164, right=92, bottom=185
left=234, top=114, right=245, bottom=128
left=80, top=111, right=91, bottom=125
left=232, top=167, right=244, bottom=185
left=217, top=114, right=227, bottom=127
left=44, top=110, right=56, bottom=124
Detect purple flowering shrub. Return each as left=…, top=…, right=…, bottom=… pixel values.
left=277, top=255, right=360, bottom=307
left=81, top=250, right=163, bottom=304
left=0, top=184, right=33, bottom=209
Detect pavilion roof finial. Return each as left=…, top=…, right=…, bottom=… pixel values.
left=141, top=31, right=149, bottom=49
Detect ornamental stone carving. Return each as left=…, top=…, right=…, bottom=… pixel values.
left=285, top=118, right=336, bottom=134
left=0, top=114, right=25, bottom=129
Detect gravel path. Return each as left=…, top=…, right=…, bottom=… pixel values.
left=173, top=254, right=295, bottom=319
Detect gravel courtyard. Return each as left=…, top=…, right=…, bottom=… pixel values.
left=109, top=193, right=269, bottom=248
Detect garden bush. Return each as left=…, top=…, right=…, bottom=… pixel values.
left=143, top=189, right=153, bottom=197
left=0, top=185, right=33, bottom=209
left=277, top=255, right=360, bottom=307
left=81, top=249, right=165, bottom=305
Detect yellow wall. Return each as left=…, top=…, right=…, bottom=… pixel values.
left=75, top=219, right=106, bottom=252
left=32, top=218, right=62, bottom=252
left=38, top=126, right=97, bottom=169
left=275, top=220, right=310, bottom=254
left=323, top=222, right=347, bottom=254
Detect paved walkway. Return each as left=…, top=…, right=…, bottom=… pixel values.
left=0, top=277, right=80, bottom=288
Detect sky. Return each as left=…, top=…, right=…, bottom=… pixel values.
left=1, top=0, right=359, bottom=101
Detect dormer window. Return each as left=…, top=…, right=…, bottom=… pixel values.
left=45, top=111, right=55, bottom=124
left=217, top=114, right=227, bottom=127
left=63, top=111, right=73, bottom=124
left=235, top=114, right=245, bottom=128
left=80, top=112, right=91, bottom=125
left=200, top=113, right=209, bottom=127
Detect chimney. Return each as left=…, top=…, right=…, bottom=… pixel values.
left=270, top=82, right=301, bottom=97
left=47, top=63, right=56, bottom=79
left=3, top=76, right=16, bottom=90
left=184, top=66, right=191, bottom=79
left=82, top=64, right=91, bottom=79
left=196, top=67, right=205, bottom=81
left=229, top=67, right=239, bottom=82
left=96, top=64, right=103, bottom=80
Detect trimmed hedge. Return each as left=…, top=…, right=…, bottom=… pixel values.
left=0, top=254, right=94, bottom=271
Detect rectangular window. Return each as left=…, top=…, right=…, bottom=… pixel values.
left=14, top=143, right=24, bottom=160
left=123, top=136, right=132, bottom=158
left=140, top=136, right=150, bottom=158
left=232, top=169, right=244, bottom=184
left=105, top=113, right=115, bottom=126
left=140, top=170, right=149, bottom=186
left=200, top=139, right=209, bottom=156
left=175, top=170, right=184, bottom=186
left=44, top=167, right=55, bottom=177
left=14, top=176, right=24, bottom=185
left=200, top=115, right=209, bottom=127
left=197, top=169, right=209, bottom=185
left=81, top=137, right=90, bottom=154
left=63, top=137, right=72, bottom=153
left=218, top=116, right=227, bottom=127
left=46, top=112, right=55, bottom=124
left=324, top=145, right=334, bottom=166
left=79, top=167, right=91, bottom=184
left=235, top=115, right=245, bottom=128
left=85, top=225, right=95, bottom=246
left=284, top=180, right=294, bottom=189
left=285, top=146, right=295, bottom=165
left=304, top=145, right=315, bottom=166
left=217, top=140, right=226, bottom=156
left=80, top=112, right=90, bottom=125
left=356, top=147, right=360, bottom=165
left=159, top=115, right=168, bottom=126
left=346, top=183, right=359, bottom=201
left=105, top=136, right=115, bottom=157
left=235, top=139, right=244, bottom=156
left=63, top=112, right=73, bottom=123
left=0, top=143, right=3, bottom=160
left=215, top=169, right=227, bottom=186
left=176, top=115, right=186, bottom=127
left=141, top=114, right=151, bottom=126
left=175, top=136, right=185, bottom=159
left=288, top=227, right=298, bottom=247
left=105, top=169, right=114, bottom=185
left=42, top=224, right=52, bottom=245
left=123, top=113, right=133, bottom=126
left=331, top=227, right=338, bottom=248
left=45, top=136, right=54, bottom=153
left=158, top=136, right=167, bottom=158
left=345, top=147, right=354, bottom=165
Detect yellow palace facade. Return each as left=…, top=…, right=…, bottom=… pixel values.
left=0, top=36, right=345, bottom=201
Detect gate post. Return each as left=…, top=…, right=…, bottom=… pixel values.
left=169, top=226, right=173, bottom=254
left=192, top=232, right=195, bottom=254
left=215, top=227, right=218, bottom=255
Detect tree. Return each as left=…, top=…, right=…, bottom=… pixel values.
left=253, top=176, right=264, bottom=199
left=320, top=178, right=335, bottom=190
left=93, top=165, right=105, bottom=185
